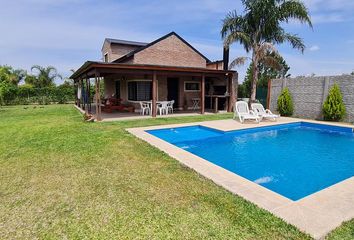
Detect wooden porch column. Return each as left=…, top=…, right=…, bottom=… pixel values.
left=79, top=78, right=83, bottom=109
left=94, top=72, right=102, bottom=121
left=152, top=71, right=157, bottom=117
left=76, top=79, right=81, bottom=108
left=200, top=73, right=205, bottom=114
left=84, top=77, right=89, bottom=115
left=99, top=77, right=103, bottom=119
left=86, top=77, right=91, bottom=114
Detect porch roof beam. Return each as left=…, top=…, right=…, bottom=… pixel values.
left=71, top=61, right=236, bottom=80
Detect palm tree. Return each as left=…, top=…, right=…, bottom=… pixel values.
left=31, top=65, right=62, bottom=87
left=221, top=0, right=312, bottom=103
left=0, top=65, right=26, bottom=85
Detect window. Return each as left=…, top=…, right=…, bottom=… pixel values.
left=104, top=53, right=108, bottom=62
left=128, top=81, right=152, bottom=101
left=184, top=81, right=200, bottom=91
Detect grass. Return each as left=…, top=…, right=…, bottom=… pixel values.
left=326, top=219, right=354, bottom=240
left=0, top=105, right=351, bottom=239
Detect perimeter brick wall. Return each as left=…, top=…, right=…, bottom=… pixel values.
left=269, top=75, right=354, bottom=122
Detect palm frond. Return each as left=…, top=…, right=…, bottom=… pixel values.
left=229, top=57, right=250, bottom=69
left=221, top=10, right=252, bottom=51
left=221, top=10, right=239, bottom=39
left=31, top=65, right=43, bottom=72
left=46, top=66, right=58, bottom=74
left=261, top=56, right=282, bottom=70
left=224, top=31, right=252, bottom=51
left=278, top=0, right=313, bottom=28
left=255, top=42, right=278, bottom=60
left=283, top=33, right=306, bottom=53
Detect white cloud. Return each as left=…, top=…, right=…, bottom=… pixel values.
left=309, top=45, right=320, bottom=51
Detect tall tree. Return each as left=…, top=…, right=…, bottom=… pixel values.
left=242, top=53, right=290, bottom=97
left=30, top=65, right=62, bottom=88
left=221, top=0, right=312, bottom=103
left=0, top=65, right=26, bottom=85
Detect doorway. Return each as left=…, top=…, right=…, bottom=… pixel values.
left=167, top=78, right=179, bottom=109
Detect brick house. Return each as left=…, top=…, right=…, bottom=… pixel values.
left=71, top=32, right=238, bottom=120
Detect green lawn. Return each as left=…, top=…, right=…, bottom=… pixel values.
left=0, top=105, right=352, bottom=239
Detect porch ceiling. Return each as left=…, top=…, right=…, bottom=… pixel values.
left=70, top=61, right=237, bottom=80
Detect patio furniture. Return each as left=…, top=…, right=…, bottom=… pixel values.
left=191, top=98, right=200, bottom=110
left=157, top=101, right=168, bottom=115
left=234, top=101, right=260, bottom=124
left=251, top=103, right=279, bottom=121
left=139, top=101, right=150, bottom=115
left=102, top=98, right=135, bottom=113
left=167, top=100, right=175, bottom=114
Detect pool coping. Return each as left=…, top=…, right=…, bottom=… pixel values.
left=127, top=117, right=354, bottom=239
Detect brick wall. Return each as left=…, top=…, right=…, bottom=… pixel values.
left=132, top=35, right=207, bottom=68
left=207, top=61, right=224, bottom=70
left=269, top=75, right=354, bottom=122
left=101, top=42, right=140, bottom=62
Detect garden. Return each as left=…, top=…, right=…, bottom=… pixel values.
left=0, top=104, right=353, bottom=239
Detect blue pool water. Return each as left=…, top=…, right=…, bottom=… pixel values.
left=147, top=122, right=354, bottom=200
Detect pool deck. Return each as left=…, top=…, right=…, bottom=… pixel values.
left=127, top=117, right=354, bottom=239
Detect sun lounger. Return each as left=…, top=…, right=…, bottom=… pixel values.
left=251, top=103, right=279, bottom=121
left=234, top=101, right=260, bottom=123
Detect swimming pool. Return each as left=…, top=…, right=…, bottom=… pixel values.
left=147, top=122, right=354, bottom=200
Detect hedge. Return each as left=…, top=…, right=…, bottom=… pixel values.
left=0, top=83, right=75, bottom=105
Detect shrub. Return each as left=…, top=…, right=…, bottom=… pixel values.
left=277, top=87, right=294, bottom=116
left=0, top=82, right=19, bottom=105
left=38, top=95, right=51, bottom=105
left=322, top=84, right=346, bottom=121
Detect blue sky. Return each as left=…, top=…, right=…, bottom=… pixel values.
left=0, top=0, right=353, bottom=84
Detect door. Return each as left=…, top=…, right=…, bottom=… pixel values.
left=167, top=78, right=179, bottom=109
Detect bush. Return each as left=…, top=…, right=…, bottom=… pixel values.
left=322, top=84, right=346, bottom=121
left=0, top=84, right=75, bottom=105
left=38, top=95, right=51, bottom=105
left=0, top=82, right=19, bottom=105
left=277, top=87, right=294, bottom=116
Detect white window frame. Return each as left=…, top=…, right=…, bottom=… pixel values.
left=184, top=81, right=201, bottom=92
left=126, top=79, right=158, bottom=102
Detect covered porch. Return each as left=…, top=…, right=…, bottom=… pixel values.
left=71, top=62, right=237, bottom=121
left=75, top=104, right=224, bottom=122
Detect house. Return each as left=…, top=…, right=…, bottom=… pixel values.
left=70, top=32, right=238, bottom=120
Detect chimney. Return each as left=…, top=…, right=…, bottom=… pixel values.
left=223, top=47, right=229, bottom=70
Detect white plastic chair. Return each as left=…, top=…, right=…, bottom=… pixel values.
left=234, top=101, right=260, bottom=123
left=167, top=100, right=174, bottom=114
left=157, top=102, right=168, bottom=115
left=139, top=101, right=150, bottom=115
left=251, top=103, right=279, bottom=121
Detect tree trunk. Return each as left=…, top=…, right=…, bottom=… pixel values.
left=250, top=53, right=258, bottom=105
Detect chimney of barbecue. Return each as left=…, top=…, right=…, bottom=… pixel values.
left=223, top=47, right=229, bottom=70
